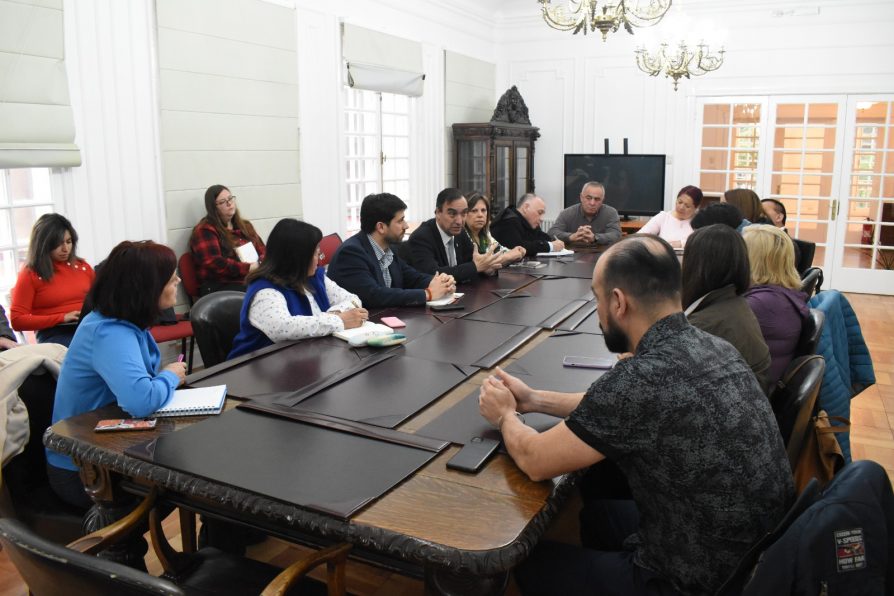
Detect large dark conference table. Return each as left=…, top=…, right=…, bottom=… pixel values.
left=45, top=250, right=613, bottom=595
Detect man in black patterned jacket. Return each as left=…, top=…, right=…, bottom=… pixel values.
left=479, top=234, right=794, bottom=596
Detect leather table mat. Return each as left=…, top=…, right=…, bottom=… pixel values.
left=520, top=276, right=595, bottom=301
left=503, top=330, right=614, bottom=392
left=463, top=295, right=587, bottom=329
left=535, top=258, right=599, bottom=279
left=189, top=339, right=362, bottom=399
left=286, top=354, right=474, bottom=428
left=417, top=387, right=561, bottom=451
left=429, top=271, right=539, bottom=319
left=555, top=300, right=602, bottom=334
left=403, top=318, right=540, bottom=368
left=127, top=408, right=443, bottom=519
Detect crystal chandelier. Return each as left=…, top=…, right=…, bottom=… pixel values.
left=538, top=0, right=672, bottom=41
left=634, top=40, right=725, bottom=90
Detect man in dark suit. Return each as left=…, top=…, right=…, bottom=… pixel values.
left=408, top=188, right=502, bottom=284
left=491, top=193, right=564, bottom=257
left=327, top=193, right=455, bottom=308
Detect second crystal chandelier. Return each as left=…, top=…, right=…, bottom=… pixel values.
left=538, top=0, right=673, bottom=41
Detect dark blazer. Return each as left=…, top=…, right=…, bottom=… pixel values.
left=407, top=219, right=479, bottom=284
left=490, top=206, right=553, bottom=256
left=327, top=233, right=433, bottom=308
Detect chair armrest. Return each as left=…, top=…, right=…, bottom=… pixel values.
left=68, top=487, right=157, bottom=555
left=261, top=542, right=352, bottom=596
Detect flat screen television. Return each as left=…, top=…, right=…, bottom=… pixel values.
left=564, top=154, right=666, bottom=217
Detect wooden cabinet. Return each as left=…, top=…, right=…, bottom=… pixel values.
left=452, top=87, right=539, bottom=212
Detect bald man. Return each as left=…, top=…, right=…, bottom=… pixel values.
left=490, top=193, right=564, bottom=256
left=479, top=234, right=793, bottom=595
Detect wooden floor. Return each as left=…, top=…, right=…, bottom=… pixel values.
left=2, top=292, right=892, bottom=596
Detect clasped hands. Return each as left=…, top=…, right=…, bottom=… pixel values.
left=479, top=367, right=535, bottom=429
left=569, top=225, right=595, bottom=244
left=428, top=272, right=456, bottom=300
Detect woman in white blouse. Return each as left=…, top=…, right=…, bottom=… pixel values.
left=227, top=219, right=368, bottom=359
left=639, top=185, right=703, bottom=247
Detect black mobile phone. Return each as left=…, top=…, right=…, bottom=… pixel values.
left=446, top=437, right=501, bottom=473
left=562, top=355, right=616, bottom=369
left=430, top=302, right=464, bottom=311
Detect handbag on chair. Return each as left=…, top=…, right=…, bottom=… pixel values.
left=792, top=410, right=849, bottom=492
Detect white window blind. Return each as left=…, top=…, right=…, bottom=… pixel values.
left=0, top=0, right=80, bottom=168
left=342, top=23, right=425, bottom=97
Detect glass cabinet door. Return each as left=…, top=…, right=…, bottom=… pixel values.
left=457, top=140, right=487, bottom=193
left=494, top=144, right=511, bottom=211
left=515, top=145, right=529, bottom=197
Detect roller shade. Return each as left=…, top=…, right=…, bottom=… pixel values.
left=342, top=23, right=425, bottom=97
left=0, top=0, right=81, bottom=168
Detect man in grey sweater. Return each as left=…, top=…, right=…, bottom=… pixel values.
left=548, top=181, right=621, bottom=247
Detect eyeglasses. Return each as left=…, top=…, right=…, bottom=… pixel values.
left=215, top=196, right=236, bottom=207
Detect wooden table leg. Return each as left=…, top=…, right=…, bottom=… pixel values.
left=424, top=567, right=509, bottom=596
left=77, top=460, right=149, bottom=570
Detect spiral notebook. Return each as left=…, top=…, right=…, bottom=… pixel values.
left=154, top=385, right=227, bottom=417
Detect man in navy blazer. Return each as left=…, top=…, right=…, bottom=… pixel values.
left=408, top=188, right=502, bottom=284
left=327, top=193, right=455, bottom=308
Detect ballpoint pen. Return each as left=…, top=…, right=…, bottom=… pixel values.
left=177, top=354, right=185, bottom=363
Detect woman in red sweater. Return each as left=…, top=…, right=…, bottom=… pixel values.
left=10, top=214, right=94, bottom=346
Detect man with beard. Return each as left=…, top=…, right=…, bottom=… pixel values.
left=327, top=193, right=455, bottom=307
left=478, top=234, right=793, bottom=596
left=408, top=187, right=502, bottom=283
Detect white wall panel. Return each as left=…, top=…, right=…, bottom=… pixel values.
left=445, top=51, right=495, bottom=189
left=509, top=59, right=574, bottom=215
left=157, top=0, right=300, bottom=257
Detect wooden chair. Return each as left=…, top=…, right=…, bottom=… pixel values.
left=189, top=290, right=245, bottom=368
left=318, top=233, right=343, bottom=267
left=0, top=488, right=351, bottom=596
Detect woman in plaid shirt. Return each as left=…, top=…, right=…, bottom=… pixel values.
left=189, top=184, right=266, bottom=295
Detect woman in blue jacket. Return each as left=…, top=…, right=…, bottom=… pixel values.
left=47, top=241, right=187, bottom=508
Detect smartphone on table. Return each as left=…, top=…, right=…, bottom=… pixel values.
left=562, top=355, right=616, bottom=369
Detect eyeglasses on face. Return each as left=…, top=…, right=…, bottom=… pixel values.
left=215, top=196, right=236, bottom=207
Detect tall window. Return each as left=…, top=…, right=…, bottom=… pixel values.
left=0, top=169, right=54, bottom=301
left=343, top=89, right=411, bottom=233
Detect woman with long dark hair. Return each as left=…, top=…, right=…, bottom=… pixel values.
left=189, top=184, right=266, bottom=295
left=464, top=192, right=525, bottom=265
left=10, top=214, right=94, bottom=346
left=228, top=219, right=367, bottom=359
left=47, top=241, right=186, bottom=508
left=682, top=224, right=771, bottom=394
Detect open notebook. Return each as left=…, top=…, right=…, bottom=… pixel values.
left=154, top=385, right=227, bottom=417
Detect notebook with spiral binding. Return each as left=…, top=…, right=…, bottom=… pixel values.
left=154, top=385, right=227, bottom=417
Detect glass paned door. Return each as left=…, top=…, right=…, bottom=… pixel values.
left=697, top=101, right=765, bottom=196
left=830, top=98, right=894, bottom=293
left=765, top=100, right=843, bottom=270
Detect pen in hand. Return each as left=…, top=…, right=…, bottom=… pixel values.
left=177, top=354, right=185, bottom=363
